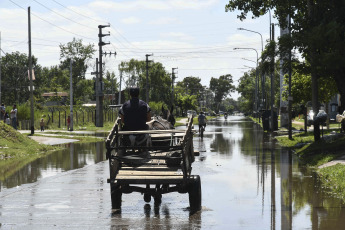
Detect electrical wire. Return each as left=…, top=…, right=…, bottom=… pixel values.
left=33, top=0, right=96, bottom=31
left=8, top=0, right=96, bottom=41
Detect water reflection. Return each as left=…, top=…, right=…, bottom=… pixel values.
left=202, top=115, right=345, bottom=230
left=0, top=141, right=106, bottom=190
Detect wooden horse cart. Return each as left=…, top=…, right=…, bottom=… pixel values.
left=105, top=116, right=201, bottom=211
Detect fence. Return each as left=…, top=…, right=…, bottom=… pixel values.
left=18, top=106, right=118, bottom=130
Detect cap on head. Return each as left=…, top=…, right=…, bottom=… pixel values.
left=129, top=87, right=140, bottom=97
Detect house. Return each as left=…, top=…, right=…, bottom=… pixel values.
left=42, top=92, right=68, bottom=106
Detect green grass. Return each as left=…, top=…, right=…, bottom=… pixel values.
left=318, top=164, right=345, bottom=200
left=275, top=132, right=315, bottom=148
left=296, top=136, right=345, bottom=166
left=274, top=126, right=345, bottom=201
left=0, top=122, right=56, bottom=159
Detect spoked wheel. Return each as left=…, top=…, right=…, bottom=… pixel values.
left=111, top=184, right=122, bottom=209
left=200, top=126, right=205, bottom=138
left=188, top=175, right=202, bottom=212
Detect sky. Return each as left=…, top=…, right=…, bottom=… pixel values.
left=0, top=0, right=279, bottom=100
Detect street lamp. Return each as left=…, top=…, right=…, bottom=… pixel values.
left=237, top=28, right=263, bottom=52
left=234, top=47, right=259, bottom=114
left=238, top=27, right=265, bottom=109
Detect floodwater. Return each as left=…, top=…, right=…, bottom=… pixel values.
left=1, top=115, right=345, bottom=229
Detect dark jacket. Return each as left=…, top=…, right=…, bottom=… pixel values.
left=119, top=98, right=151, bottom=131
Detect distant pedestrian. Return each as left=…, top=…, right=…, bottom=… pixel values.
left=40, top=118, right=45, bottom=131
left=0, top=103, right=5, bottom=121
left=10, top=104, right=17, bottom=130
left=5, top=113, right=10, bottom=125
left=67, top=115, right=71, bottom=131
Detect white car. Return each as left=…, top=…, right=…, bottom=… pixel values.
left=187, top=110, right=197, bottom=117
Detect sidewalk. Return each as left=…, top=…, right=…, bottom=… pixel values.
left=18, top=130, right=94, bottom=145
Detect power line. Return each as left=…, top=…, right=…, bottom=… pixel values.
left=50, top=0, right=142, bottom=54
left=8, top=0, right=96, bottom=41
left=33, top=0, right=95, bottom=31
left=51, top=0, right=108, bottom=24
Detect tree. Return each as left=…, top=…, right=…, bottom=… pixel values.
left=59, top=38, right=96, bottom=105
left=176, top=93, right=198, bottom=113
left=283, top=61, right=338, bottom=106
left=225, top=0, right=345, bottom=140
left=118, top=59, right=171, bottom=103
left=0, top=51, right=41, bottom=105
left=236, top=71, right=255, bottom=114
left=175, top=76, right=203, bottom=98
left=209, top=74, right=235, bottom=110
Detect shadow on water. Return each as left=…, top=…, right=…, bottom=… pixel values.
left=0, top=141, right=106, bottom=191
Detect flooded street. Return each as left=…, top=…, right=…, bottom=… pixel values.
left=1, top=115, right=345, bottom=229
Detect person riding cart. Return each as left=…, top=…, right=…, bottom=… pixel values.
left=119, top=87, right=152, bottom=149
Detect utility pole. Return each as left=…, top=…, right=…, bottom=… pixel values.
left=97, top=24, right=110, bottom=127
left=28, top=7, right=34, bottom=135
left=118, top=67, right=122, bottom=105
left=288, top=15, right=293, bottom=139
left=93, top=58, right=99, bottom=126
left=69, top=59, right=73, bottom=131
left=171, top=67, right=178, bottom=106
left=270, top=23, right=275, bottom=131
left=145, top=54, right=153, bottom=103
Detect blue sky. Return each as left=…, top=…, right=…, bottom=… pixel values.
left=0, top=0, right=278, bottom=99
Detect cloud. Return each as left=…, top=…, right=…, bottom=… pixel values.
left=121, top=17, right=141, bottom=24
left=149, top=17, right=180, bottom=25
left=160, top=32, right=194, bottom=41
left=88, top=0, right=218, bottom=12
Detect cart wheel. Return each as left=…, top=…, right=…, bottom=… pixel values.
left=111, top=184, right=122, bottom=209
left=188, top=175, right=201, bottom=211
left=144, top=193, right=151, bottom=202
left=154, top=194, right=162, bottom=205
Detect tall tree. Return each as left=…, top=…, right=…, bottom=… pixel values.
left=226, top=0, right=345, bottom=140
left=59, top=38, right=96, bottom=105
left=0, top=52, right=41, bottom=105
left=118, top=59, right=171, bottom=103
left=209, top=74, right=235, bottom=110
left=176, top=76, right=203, bottom=97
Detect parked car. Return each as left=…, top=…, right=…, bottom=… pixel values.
left=187, top=110, right=197, bottom=117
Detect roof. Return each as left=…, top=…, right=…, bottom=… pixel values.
left=42, top=92, right=68, bottom=97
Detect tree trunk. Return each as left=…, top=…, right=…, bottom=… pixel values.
left=308, top=0, right=320, bottom=141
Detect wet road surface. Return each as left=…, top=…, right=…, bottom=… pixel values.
left=1, top=115, right=345, bottom=229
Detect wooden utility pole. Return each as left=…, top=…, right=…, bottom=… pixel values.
left=145, top=54, right=153, bottom=103
left=118, top=67, right=122, bottom=105
left=69, top=59, right=73, bottom=131
left=288, top=15, right=293, bottom=139
left=270, top=23, right=275, bottom=131
left=171, top=67, right=178, bottom=106
left=28, top=7, right=34, bottom=134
